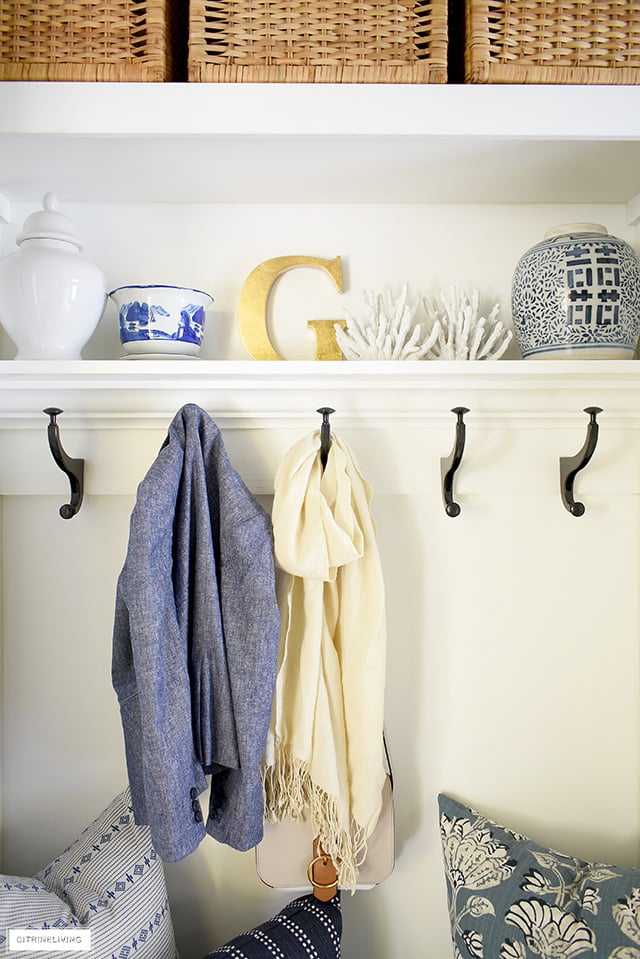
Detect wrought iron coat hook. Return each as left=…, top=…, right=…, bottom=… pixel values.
left=43, top=407, right=85, bottom=519
left=559, top=406, right=603, bottom=517
left=317, top=407, right=335, bottom=472
left=441, top=407, right=470, bottom=517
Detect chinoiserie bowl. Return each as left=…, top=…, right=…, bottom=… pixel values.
left=109, top=284, right=213, bottom=357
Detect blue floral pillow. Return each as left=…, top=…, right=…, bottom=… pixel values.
left=439, top=793, right=640, bottom=959
left=203, top=894, right=342, bottom=959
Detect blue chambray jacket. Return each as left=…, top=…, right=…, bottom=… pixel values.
left=112, top=404, right=280, bottom=862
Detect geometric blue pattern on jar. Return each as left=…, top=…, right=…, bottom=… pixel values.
left=511, top=224, right=640, bottom=359
left=565, top=240, right=620, bottom=328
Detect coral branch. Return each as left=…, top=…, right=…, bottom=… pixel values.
left=423, top=287, right=512, bottom=360
left=336, top=285, right=440, bottom=360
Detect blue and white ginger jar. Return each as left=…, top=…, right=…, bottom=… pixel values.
left=511, top=223, right=640, bottom=359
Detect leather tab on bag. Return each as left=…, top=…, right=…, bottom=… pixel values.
left=308, top=837, right=338, bottom=901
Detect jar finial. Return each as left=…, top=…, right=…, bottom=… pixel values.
left=16, top=192, right=83, bottom=250
left=43, top=192, right=59, bottom=212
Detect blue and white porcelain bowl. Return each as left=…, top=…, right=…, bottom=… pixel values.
left=109, top=284, right=213, bottom=357
left=511, top=224, right=640, bottom=359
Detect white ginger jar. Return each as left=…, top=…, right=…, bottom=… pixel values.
left=0, top=193, right=106, bottom=359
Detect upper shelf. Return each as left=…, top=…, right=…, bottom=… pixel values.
left=2, top=82, right=640, bottom=205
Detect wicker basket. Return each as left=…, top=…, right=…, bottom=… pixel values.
left=0, top=1, right=181, bottom=81
left=188, top=1, right=448, bottom=83
left=466, top=0, right=640, bottom=83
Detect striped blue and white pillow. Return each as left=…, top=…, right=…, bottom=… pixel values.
left=0, top=787, right=177, bottom=959
left=204, top=894, right=342, bottom=959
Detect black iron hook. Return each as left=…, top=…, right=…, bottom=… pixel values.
left=317, top=407, right=335, bottom=472
left=43, top=407, right=85, bottom=519
left=559, top=406, right=603, bottom=517
left=441, top=407, right=470, bottom=517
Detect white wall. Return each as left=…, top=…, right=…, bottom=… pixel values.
left=1, top=200, right=640, bottom=957
left=1, top=200, right=636, bottom=361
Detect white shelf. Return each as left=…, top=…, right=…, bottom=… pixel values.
left=2, top=83, right=640, bottom=204
left=4, top=82, right=640, bottom=137
left=0, top=360, right=638, bottom=427
left=1, top=84, right=640, bottom=437
left=0, top=359, right=637, bottom=499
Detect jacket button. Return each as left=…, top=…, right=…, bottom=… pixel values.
left=189, top=787, right=198, bottom=800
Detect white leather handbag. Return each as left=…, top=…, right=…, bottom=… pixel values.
left=255, top=743, right=395, bottom=898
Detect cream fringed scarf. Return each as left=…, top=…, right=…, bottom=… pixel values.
left=262, top=430, right=387, bottom=890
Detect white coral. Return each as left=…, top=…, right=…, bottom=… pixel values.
left=423, top=287, right=512, bottom=360
left=335, top=285, right=440, bottom=360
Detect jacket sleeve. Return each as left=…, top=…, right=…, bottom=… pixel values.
left=111, top=440, right=208, bottom=863
left=203, top=472, right=281, bottom=851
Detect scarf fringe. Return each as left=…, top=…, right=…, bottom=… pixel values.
left=262, top=755, right=368, bottom=892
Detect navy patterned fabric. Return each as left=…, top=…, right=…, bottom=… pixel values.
left=203, top=894, right=342, bottom=959
left=0, top=788, right=177, bottom=959
left=439, top=793, right=640, bottom=959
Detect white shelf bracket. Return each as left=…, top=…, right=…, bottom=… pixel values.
left=627, top=191, right=640, bottom=226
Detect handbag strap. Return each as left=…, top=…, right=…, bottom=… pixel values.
left=308, top=837, right=339, bottom=901
left=383, top=730, right=394, bottom=791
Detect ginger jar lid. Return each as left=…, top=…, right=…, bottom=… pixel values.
left=16, top=192, right=83, bottom=250
left=544, top=223, right=608, bottom=240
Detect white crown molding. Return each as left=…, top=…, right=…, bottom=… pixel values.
left=0, top=359, right=638, bottom=426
